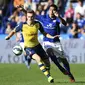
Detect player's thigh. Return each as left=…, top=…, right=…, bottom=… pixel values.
left=24, top=45, right=42, bottom=63
left=24, top=48, right=41, bottom=63
left=46, top=48, right=54, bottom=56
left=35, top=44, right=48, bottom=59
left=53, top=43, right=65, bottom=58
left=43, top=42, right=55, bottom=56
left=36, top=44, right=50, bottom=66
left=38, top=48, right=50, bottom=66
left=32, top=54, right=41, bottom=63
left=37, top=46, right=49, bottom=61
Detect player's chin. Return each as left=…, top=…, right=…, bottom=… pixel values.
left=51, top=15, right=55, bottom=18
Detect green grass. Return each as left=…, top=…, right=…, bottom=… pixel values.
left=0, top=63, right=85, bottom=85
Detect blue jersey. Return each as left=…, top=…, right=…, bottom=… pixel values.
left=75, top=18, right=85, bottom=29
left=20, top=32, right=24, bottom=42
left=17, top=22, right=24, bottom=43
left=36, top=15, right=60, bottom=42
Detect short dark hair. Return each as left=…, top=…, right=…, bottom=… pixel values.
left=48, top=4, right=58, bottom=11
left=27, top=9, right=35, bottom=15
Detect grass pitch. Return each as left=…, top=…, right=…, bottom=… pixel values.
left=0, top=63, right=85, bottom=85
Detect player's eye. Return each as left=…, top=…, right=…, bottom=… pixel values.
left=28, top=16, right=33, bottom=18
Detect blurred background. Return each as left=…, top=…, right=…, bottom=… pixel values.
left=0, top=0, right=85, bottom=64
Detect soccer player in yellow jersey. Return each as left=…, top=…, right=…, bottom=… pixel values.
left=5, top=9, right=59, bottom=83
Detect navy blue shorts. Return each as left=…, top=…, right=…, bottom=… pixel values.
left=24, top=44, right=48, bottom=60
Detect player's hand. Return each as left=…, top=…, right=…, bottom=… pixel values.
left=53, top=35, right=60, bottom=41
left=5, top=36, right=10, bottom=40
left=54, top=35, right=60, bottom=38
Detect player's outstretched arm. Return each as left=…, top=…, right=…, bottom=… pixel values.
left=53, top=11, right=67, bottom=26
left=5, top=29, right=16, bottom=40
left=43, top=32, right=60, bottom=39
left=39, top=22, right=59, bottom=39
left=42, top=32, right=54, bottom=39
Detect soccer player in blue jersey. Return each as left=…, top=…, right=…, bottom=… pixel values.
left=5, top=9, right=60, bottom=83
left=36, top=4, right=75, bottom=82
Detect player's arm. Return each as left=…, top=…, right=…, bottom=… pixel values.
left=53, top=11, right=67, bottom=26
left=43, top=32, right=54, bottom=39
left=5, top=23, right=22, bottom=40
left=39, top=22, right=58, bottom=39
left=15, top=32, right=21, bottom=42
left=43, top=32, right=60, bottom=39
left=5, top=29, right=16, bottom=40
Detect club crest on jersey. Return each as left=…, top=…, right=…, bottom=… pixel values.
left=47, top=23, right=52, bottom=27
left=46, top=23, right=54, bottom=29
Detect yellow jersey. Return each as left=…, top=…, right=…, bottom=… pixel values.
left=15, top=21, right=44, bottom=48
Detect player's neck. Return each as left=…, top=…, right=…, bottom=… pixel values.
left=49, top=15, right=56, bottom=19
left=27, top=21, right=34, bottom=26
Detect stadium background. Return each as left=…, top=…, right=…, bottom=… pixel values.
left=0, top=0, right=85, bottom=85
left=0, top=35, right=85, bottom=63
left=0, top=0, right=85, bottom=64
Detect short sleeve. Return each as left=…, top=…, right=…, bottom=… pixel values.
left=15, top=22, right=23, bottom=32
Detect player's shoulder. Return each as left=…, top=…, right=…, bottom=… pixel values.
left=34, top=20, right=42, bottom=25
left=16, top=22, right=27, bottom=30
left=18, top=22, right=26, bottom=26
left=36, top=14, right=46, bottom=18
left=20, top=22, right=27, bottom=25
left=34, top=20, right=43, bottom=29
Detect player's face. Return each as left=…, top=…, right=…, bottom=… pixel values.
left=48, top=7, right=56, bottom=18
left=27, top=13, right=34, bottom=22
